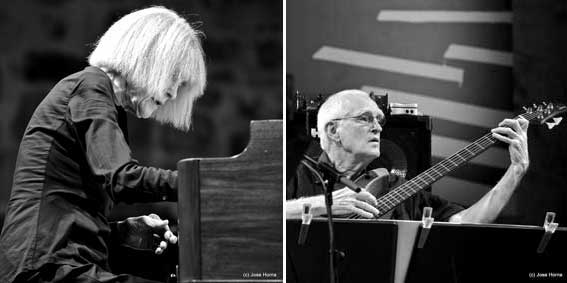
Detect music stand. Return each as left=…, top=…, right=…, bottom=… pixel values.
left=405, top=223, right=567, bottom=283
left=287, top=219, right=398, bottom=283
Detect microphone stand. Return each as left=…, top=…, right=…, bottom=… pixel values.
left=302, top=155, right=362, bottom=283
left=324, top=173, right=338, bottom=283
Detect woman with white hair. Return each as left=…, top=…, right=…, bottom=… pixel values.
left=0, top=6, right=206, bottom=282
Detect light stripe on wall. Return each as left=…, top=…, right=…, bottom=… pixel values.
left=444, top=44, right=513, bottom=66
left=432, top=135, right=509, bottom=169
left=313, top=46, right=464, bottom=84
left=377, top=10, right=512, bottom=24
left=362, top=85, right=513, bottom=129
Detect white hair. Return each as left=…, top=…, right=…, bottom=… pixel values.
left=317, top=89, right=372, bottom=151
left=88, top=6, right=206, bottom=131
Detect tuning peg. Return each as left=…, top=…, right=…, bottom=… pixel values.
left=542, top=101, right=547, bottom=106
left=553, top=117, right=563, bottom=125
left=533, top=103, right=538, bottom=109
left=546, top=122, right=557, bottom=130
left=310, top=128, right=319, bottom=138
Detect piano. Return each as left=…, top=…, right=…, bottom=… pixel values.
left=177, top=120, right=283, bottom=282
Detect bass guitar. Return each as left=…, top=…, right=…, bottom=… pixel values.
left=352, top=102, right=567, bottom=219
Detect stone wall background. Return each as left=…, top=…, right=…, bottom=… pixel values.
left=0, top=0, right=282, bottom=227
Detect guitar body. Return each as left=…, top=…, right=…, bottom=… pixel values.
left=357, top=168, right=391, bottom=198
left=347, top=168, right=395, bottom=219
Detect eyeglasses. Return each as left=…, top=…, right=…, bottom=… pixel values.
left=332, top=112, right=386, bottom=127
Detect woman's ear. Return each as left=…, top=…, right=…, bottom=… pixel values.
left=325, top=121, right=341, bottom=144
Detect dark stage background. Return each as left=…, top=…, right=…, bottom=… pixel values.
left=287, top=0, right=566, bottom=225
left=0, top=0, right=282, bottom=229
left=513, top=0, right=567, bottom=225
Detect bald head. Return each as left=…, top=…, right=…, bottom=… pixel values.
left=317, top=89, right=380, bottom=152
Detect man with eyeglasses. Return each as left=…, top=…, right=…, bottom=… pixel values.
left=286, top=89, right=529, bottom=223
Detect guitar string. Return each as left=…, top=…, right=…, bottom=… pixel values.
left=353, top=134, right=498, bottom=219
left=381, top=134, right=504, bottom=211
left=377, top=133, right=497, bottom=211
left=364, top=115, right=532, bottom=217
left=381, top=112, right=533, bottom=203
left=352, top=112, right=538, bottom=219
left=372, top=112, right=537, bottom=216
left=379, top=113, right=535, bottom=212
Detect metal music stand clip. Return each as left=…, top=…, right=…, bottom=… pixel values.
left=417, top=207, right=434, bottom=249
left=537, top=212, right=559, bottom=253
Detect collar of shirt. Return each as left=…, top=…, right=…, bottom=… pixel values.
left=314, top=152, right=373, bottom=186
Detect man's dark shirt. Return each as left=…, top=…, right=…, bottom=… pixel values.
left=287, top=153, right=464, bottom=221
left=0, top=67, right=177, bottom=282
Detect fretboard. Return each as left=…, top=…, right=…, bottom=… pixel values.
left=375, top=113, right=532, bottom=218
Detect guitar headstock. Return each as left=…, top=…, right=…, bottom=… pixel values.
left=521, top=102, right=567, bottom=129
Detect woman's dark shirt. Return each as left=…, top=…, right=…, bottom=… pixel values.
left=0, top=66, right=177, bottom=282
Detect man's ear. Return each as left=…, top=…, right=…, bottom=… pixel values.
left=325, top=121, right=341, bottom=143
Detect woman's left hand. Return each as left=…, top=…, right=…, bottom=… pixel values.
left=117, top=213, right=178, bottom=255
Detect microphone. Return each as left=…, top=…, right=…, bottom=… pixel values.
left=298, top=203, right=313, bottom=246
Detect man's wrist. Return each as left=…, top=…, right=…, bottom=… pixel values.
left=510, top=162, right=528, bottom=176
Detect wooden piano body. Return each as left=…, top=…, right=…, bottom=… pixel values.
left=177, top=120, right=283, bottom=282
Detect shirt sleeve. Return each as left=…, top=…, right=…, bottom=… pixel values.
left=287, top=162, right=323, bottom=200
left=68, top=77, right=177, bottom=203
left=416, top=191, right=465, bottom=222
left=286, top=173, right=299, bottom=200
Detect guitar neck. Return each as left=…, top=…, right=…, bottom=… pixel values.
left=369, top=104, right=566, bottom=218
left=376, top=131, right=498, bottom=218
